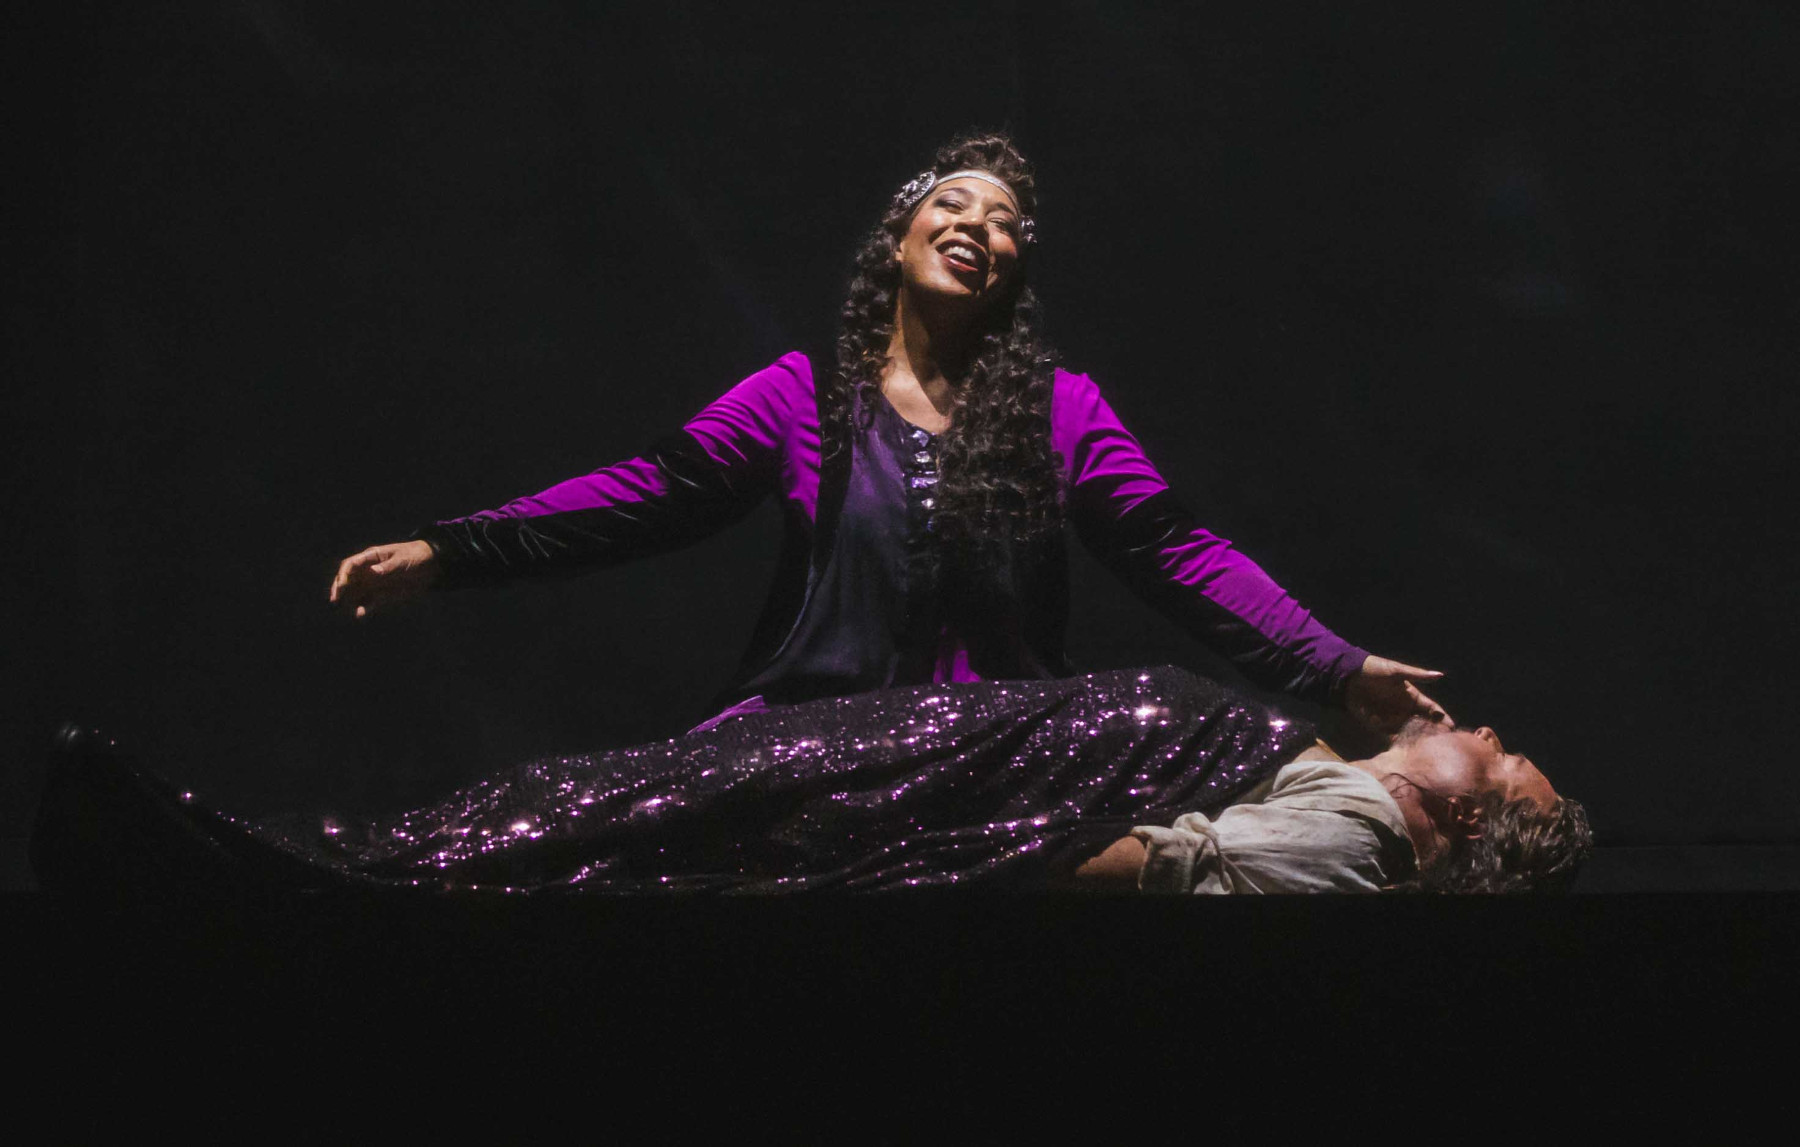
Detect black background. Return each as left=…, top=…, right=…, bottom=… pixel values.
left=6, top=2, right=1796, bottom=862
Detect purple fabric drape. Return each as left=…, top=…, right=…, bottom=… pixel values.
left=31, top=669, right=1313, bottom=895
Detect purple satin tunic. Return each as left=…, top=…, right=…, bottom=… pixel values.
left=417, top=352, right=1368, bottom=712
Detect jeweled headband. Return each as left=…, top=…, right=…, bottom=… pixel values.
left=892, top=168, right=1037, bottom=245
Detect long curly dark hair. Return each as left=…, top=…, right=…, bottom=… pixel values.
left=820, top=132, right=1063, bottom=549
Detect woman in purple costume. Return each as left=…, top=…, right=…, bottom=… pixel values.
left=331, top=133, right=1444, bottom=730
left=32, top=134, right=1464, bottom=895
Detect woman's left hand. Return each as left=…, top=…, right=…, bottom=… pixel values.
left=1340, top=655, right=1453, bottom=742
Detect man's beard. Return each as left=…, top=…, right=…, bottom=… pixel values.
left=1392, top=715, right=1452, bottom=748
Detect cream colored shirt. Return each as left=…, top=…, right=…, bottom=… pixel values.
left=1132, top=761, right=1416, bottom=894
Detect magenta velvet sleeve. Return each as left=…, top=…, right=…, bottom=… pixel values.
left=1051, top=369, right=1368, bottom=703
left=416, top=354, right=818, bottom=586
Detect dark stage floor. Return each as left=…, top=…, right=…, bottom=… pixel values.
left=10, top=778, right=1796, bottom=1088
left=7, top=886, right=1796, bottom=1114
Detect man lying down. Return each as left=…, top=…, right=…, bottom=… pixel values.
left=30, top=667, right=1591, bottom=896
left=1072, top=718, right=1589, bottom=894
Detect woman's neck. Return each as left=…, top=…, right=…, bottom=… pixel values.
left=885, top=288, right=974, bottom=413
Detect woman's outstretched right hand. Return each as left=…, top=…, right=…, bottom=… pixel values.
left=329, top=540, right=438, bottom=618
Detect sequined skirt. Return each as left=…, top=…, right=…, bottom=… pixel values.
left=32, top=667, right=1311, bottom=894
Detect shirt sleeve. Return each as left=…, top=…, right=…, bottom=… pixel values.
left=1131, top=763, right=1414, bottom=894
left=1052, top=370, right=1368, bottom=703
left=416, top=353, right=813, bottom=588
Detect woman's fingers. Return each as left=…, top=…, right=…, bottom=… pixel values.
left=329, top=554, right=355, bottom=602
left=342, top=577, right=390, bottom=619
left=1405, top=681, right=1453, bottom=726
left=330, top=542, right=435, bottom=618
left=330, top=548, right=386, bottom=609
left=1343, top=656, right=1457, bottom=744
left=329, top=558, right=356, bottom=603
left=1381, top=658, right=1444, bottom=681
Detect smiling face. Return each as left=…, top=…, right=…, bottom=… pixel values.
left=893, top=175, right=1025, bottom=306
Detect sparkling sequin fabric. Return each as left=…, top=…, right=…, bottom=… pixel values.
left=35, top=667, right=1311, bottom=894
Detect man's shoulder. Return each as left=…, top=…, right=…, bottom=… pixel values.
left=1292, top=739, right=1347, bottom=764
left=1269, top=759, right=1384, bottom=795
left=1260, top=761, right=1409, bottom=835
